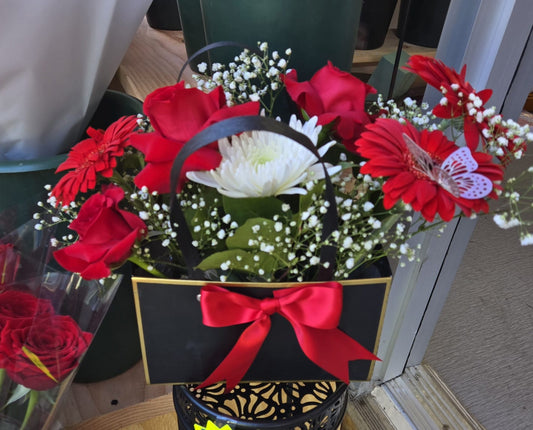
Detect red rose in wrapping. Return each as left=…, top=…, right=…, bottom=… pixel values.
left=0, top=315, right=92, bottom=390
left=53, top=185, right=147, bottom=279
left=131, top=82, right=260, bottom=193
left=0, top=244, right=20, bottom=286
left=0, top=290, right=55, bottom=331
left=283, top=62, right=376, bottom=152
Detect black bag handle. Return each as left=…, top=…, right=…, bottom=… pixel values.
left=169, top=116, right=338, bottom=281
left=177, top=41, right=262, bottom=82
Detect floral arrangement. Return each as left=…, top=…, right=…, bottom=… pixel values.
left=37, top=43, right=532, bottom=287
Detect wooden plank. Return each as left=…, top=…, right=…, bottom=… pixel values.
left=56, top=361, right=172, bottom=427
left=117, top=19, right=193, bottom=101
left=66, top=393, right=177, bottom=430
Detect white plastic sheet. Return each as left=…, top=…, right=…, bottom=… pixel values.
left=0, top=0, right=151, bottom=161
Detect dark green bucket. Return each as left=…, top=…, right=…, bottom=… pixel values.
left=178, top=0, right=362, bottom=80
left=0, top=90, right=143, bottom=237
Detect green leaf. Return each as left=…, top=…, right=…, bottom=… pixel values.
left=298, top=181, right=325, bottom=215
left=197, top=249, right=279, bottom=278
left=226, top=218, right=283, bottom=249
left=5, top=384, right=31, bottom=407
left=222, top=196, right=284, bottom=226
left=182, top=187, right=221, bottom=233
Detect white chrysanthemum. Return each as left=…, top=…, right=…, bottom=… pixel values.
left=186, top=115, right=341, bottom=198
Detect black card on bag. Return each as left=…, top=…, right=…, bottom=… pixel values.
left=133, top=274, right=391, bottom=385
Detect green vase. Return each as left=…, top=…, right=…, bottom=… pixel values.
left=146, top=0, right=182, bottom=30
left=0, top=90, right=143, bottom=237
left=178, top=0, right=362, bottom=81
left=397, top=0, right=451, bottom=48
left=176, top=0, right=209, bottom=71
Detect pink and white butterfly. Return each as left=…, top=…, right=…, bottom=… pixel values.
left=403, top=134, right=492, bottom=199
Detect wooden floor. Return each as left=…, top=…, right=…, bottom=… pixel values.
left=56, top=361, right=172, bottom=428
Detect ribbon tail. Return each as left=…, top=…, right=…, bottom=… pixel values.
left=295, top=326, right=380, bottom=384
left=197, top=316, right=270, bottom=393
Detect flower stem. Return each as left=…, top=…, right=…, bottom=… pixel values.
left=127, top=255, right=166, bottom=278
left=20, top=390, right=39, bottom=430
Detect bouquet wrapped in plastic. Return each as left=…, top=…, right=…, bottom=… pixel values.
left=0, top=221, right=120, bottom=429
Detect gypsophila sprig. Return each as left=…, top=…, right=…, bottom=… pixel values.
left=372, top=95, right=437, bottom=130
left=493, top=165, right=533, bottom=244
left=192, top=42, right=291, bottom=116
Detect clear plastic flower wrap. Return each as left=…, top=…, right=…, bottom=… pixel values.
left=0, top=220, right=121, bottom=429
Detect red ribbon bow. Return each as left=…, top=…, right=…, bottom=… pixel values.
left=198, top=282, right=380, bottom=392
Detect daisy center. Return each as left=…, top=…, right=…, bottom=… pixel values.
left=406, top=153, right=433, bottom=180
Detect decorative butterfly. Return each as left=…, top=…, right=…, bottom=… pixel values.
left=403, top=134, right=492, bottom=199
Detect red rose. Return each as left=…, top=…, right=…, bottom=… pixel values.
left=53, top=185, right=146, bottom=279
left=0, top=244, right=20, bottom=286
left=0, top=315, right=92, bottom=390
left=283, top=62, right=376, bottom=152
left=0, top=289, right=55, bottom=331
left=130, top=82, right=260, bottom=193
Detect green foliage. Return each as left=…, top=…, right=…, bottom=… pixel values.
left=197, top=249, right=279, bottom=279
left=197, top=217, right=295, bottom=280
left=222, top=196, right=285, bottom=225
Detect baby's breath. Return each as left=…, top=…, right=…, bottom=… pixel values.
left=192, top=42, right=291, bottom=116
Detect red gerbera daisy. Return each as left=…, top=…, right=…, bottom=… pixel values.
left=355, top=118, right=503, bottom=222
left=404, top=55, right=493, bottom=151
left=51, top=115, right=139, bottom=205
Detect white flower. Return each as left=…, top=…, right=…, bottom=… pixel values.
left=309, top=256, right=320, bottom=265
left=493, top=214, right=520, bottom=229
left=363, top=201, right=374, bottom=212
left=342, top=237, right=353, bottom=248
left=186, top=115, right=341, bottom=198
left=197, top=62, right=207, bottom=73
left=520, top=233, right=533, bottom=246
